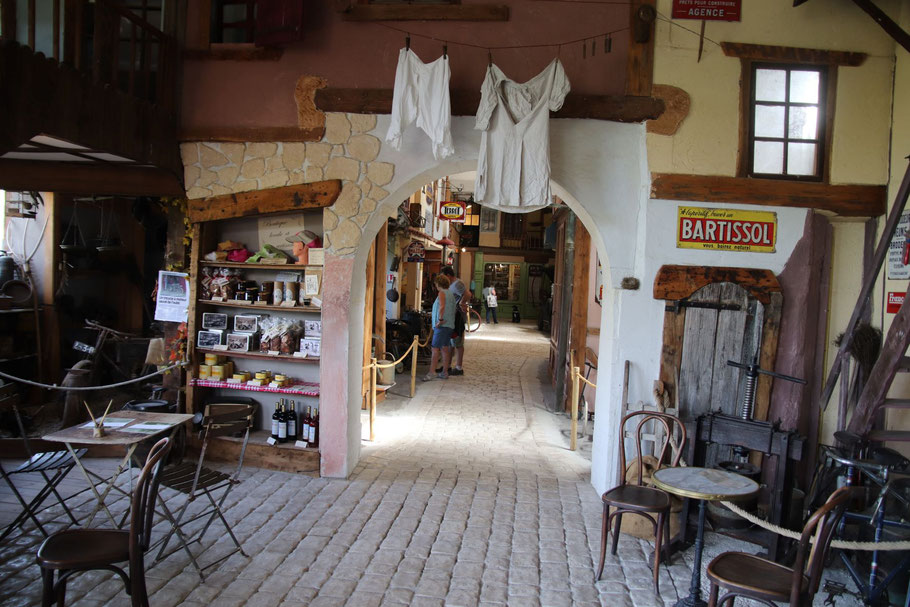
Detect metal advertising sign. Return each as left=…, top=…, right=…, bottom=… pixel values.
left=406, top=240, right=426, bottom=263
left=887, top=291, right=905, bottom=314
left=672, top=0, right=741, bottom=21
left=887, top=210, right=910, bottom=279
left=439, top=201, right=466, bottom=222
left=677, top=206, right=776, bottom=253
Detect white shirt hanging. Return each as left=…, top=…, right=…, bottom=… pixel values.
left=474, top=59, right=570, bottom=212
left=385, top=48, right=454, bottom=160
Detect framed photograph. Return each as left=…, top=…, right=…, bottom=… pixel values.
left=227, top=333, right=251, bottom=352
left=196, top=330, right=222, bottom=349
left=201, top=312, right=228, bottom=331
left=304, top=319, right=322, bottom=338
left=299, top=338, right=321, bottom=358
left=234, top=315, right=259, bottom=333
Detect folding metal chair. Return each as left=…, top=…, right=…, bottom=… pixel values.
left=0, top=382, right=86, bottom=542
left=153, top=402, right=254, bottom=579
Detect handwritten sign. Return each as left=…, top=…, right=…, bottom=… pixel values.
left=258, top=213, right=306, bottom=254
left=677, top=206, right=776, bottom=253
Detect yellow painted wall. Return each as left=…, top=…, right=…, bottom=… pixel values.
left=649, top=0, right=898, bottom=185
left=649, top=1, right=905, bottom=448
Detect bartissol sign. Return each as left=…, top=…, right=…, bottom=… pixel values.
left=677, top=206, right=777, bottom=253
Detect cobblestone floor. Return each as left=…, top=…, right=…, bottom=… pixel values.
left=0, top=322, right=864, bottom=606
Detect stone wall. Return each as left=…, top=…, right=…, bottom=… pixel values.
left=180, top=112, right=395, bottom=257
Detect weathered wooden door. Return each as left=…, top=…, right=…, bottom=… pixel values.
left=678, top=282, right=764, bottom=420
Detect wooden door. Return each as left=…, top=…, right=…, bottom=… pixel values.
left=678, top=282, right=764, bottom=420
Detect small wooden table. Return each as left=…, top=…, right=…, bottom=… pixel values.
left=652, top=466, right=759, bottom=607
left=43, top=411, right=192, bottom=528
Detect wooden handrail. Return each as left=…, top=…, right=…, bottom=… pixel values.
left=2, top=0, right=177, bottom=113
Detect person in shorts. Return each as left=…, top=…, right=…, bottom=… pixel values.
left=423, top=274, right=456, bottom=381
left=441, top=266, right=471, bottom=376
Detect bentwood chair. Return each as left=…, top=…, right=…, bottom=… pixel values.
left=597, top=411, right=686, bottom=593
left=36, top=438, right=171, bottom=607
left=706, top=486, right=855, bottom=606
left=0, top=382, right=86, bottom=543
left=153, top=403, right=254, bottom=579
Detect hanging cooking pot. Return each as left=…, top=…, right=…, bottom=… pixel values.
left=386, top=277, right=400, bottom=303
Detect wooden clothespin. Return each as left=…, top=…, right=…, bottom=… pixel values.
left=488, top=50, right=493, bottom=66
left=405, top=35, right=410, bottom=51
left=443, top=44, right=447, bottom=58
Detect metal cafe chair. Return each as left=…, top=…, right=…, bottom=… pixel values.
left=0, top=382, right=86, bottom=542
left=153, top=402, right=254, bottom=580
left=705, top=486, right=855, bottom=607
left=36, top=438, right=171, bottom=607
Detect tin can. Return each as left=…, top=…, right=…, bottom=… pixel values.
left=284, top=281, right=298, bottom=303
left=273, top=281, right=284, bottom=305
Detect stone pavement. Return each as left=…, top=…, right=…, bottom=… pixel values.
left=0, top=321, right=862, bottom=606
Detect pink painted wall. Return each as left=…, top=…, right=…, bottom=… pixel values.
left=181, top=1, right=630, bottom=131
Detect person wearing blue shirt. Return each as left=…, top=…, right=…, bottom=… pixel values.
left=423, top=274, right=456, bottom=381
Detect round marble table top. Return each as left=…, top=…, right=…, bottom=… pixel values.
left=652, top=466, right=759, bottom=501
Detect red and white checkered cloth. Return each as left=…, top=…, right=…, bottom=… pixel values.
left=191, top=378, right=320, bottom=397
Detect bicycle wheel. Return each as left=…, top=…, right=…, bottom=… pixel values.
left=468, top=308, right=482, bottom=332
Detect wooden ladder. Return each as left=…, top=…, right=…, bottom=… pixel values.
left=819, top=159, right=910, bottom=440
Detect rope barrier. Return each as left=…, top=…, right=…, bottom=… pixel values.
left=578, top=375, right=597, bottom=389
left=718, top=500, right=910, bottom=551
left=364, top=338, right=419, bottom=371
left=0, top=362, right=189, bottom=392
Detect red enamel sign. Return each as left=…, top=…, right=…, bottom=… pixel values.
left=439, top=201, right=466, bottom=222
left=887, top=291, right=905, bottom=314
left=672, top=0, right=741, bottom=21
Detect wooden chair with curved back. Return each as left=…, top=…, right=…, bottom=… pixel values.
left=36, top=437, right=171, bottom=607
left=596, top=410, right=686, bottom=592
left=706, top=486, right=855, bottom=607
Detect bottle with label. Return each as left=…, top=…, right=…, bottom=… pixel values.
left=288, top=401, right=297, bottom=442
left=311, top=407, right=319, bottom=448
left=271, top=401, right=280, bottom=441
left=278, top=402, right=288, bottom=443
left=304, top=406, right=313, bottom=446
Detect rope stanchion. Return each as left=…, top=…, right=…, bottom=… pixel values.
left=578, top=375, right=597, bottom=389
left=0, top=362, right=189, bottom=392
left=718, top=500, right=910, bottom=551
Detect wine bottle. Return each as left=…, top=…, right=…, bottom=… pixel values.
left=288, top=401, right=297, bottom=442
left=271, top=401, right=280, bottom=441
left=305, top=406, right=314, bottom=445
left=278, top=401, right=288, bottom=443
left=311, top=407, right=319, bottom=448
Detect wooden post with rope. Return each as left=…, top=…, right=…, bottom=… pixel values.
left=410, top=335, right=419, bottom=397
left=369, top=356, right=377, bottom=441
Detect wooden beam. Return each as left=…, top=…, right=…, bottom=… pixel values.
left=179, top=125, right=324, bottom=143
left=315, top=88, right=664, bottom=123
left=653, top=265, right=781, bottom=305
left=363, top=241, right=375, bottom=405
left=650, top=173, right=886, bottom=217
left=374, top=221, right=388, bottom=358
left=566, top=222, right=590, bottom=412
left=187, top=179, right=342, bottom=223
left=626, top=0, right=656, bottom=96
left=850, top=0, right=910, bottom=55
left=0, top=160, right=183, bottom=196
left=341, top=4, right=509, bottom=21
left=721, top=42, right=866, bottom=66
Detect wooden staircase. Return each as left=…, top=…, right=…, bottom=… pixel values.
left=821, top=160, right=910, bottom=441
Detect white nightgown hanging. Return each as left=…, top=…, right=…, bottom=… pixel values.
left=385, top=48, right=454, bottom=160
left=474, top=59, right=570, bottom=212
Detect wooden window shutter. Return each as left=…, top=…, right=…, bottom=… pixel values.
left=254, top=0, right=304, bottom=46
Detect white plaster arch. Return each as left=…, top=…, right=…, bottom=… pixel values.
left=347, top=116, right=647, bottom=492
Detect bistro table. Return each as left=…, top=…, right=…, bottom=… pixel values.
left=652, top=466, right=759, bottom=607
left=43, top=410, right=193, bottom=528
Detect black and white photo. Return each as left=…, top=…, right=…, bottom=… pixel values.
left=234, top=315, right=259, bottom=333
left=196, top=330, right=222, bottom=349
left=227, top=333, right=251, bottom=352
left=202, top=312, right=228, bottom=331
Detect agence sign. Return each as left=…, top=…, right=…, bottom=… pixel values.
left=677, top=206, right=776, bottom=253
left=672, top=0, right=741, bottom=21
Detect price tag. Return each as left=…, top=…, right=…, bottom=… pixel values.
left=294, top=440, right=309, bottom=448
left=266, top=437, right=277, bottom=446
left=268, top=350, right=281, bottom=356
left=268, top=381, right=282, bottom=388
left=213, top=344, right=228, bottom=351
left=310, top=297, right=322, bottom=308
left=226, top=378, right=242, bottom=384
left=293, top=351, right=309, bottom=358
left=253, top=301, right=269, bottom=307
left=279, top=300, right=297, bottom=308
left=210, top=296, right=225, bottom=302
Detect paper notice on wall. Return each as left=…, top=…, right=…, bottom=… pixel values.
left=154, top=271, right=190, bottom=322
left=887, top=211, right=910, bottom=279
left=258, top=214, right=306, bottom=255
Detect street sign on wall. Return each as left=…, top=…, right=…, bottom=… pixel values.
left=672, top=0, right=741, bottom=21
left=439, top=201, right=466, bottom=222
left=677, top=206, right=776, bottom=253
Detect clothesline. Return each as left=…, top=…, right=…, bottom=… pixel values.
left=374, top=9, right=722, bottom=55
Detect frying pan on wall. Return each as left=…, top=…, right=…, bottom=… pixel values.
left=386, top=277, right=399, bottom=302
